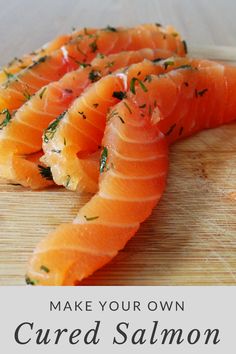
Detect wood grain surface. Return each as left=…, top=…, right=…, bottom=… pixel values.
left=0, top=0, right=236, bottom=285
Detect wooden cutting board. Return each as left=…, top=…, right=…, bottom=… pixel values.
left=0, top=46, right=236, bottom=286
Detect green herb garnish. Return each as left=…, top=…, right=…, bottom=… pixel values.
left=123, top=101, right=132, bottom=114
left=65, top=175, right=71, bottom=187
left=25, top=276, right=38, bottom=285
left=38, top=165, right=53, bottom=181
left=174, top=64, right=192, bottom=71
left=40, top=265, right=50, bottom=273
left=78, top=111, right=87, bottom=119
left=139, top=103, right=146, bottom=108
left=84, top=215, right=99, bottom=221
left=100, top=146, right=108, bottom=173
left=89, top=39, right=98, bottom=53
left=152, top=58, right=162, bottom=63
left=195, top=88, right=208, bottom=97
left=182, top=40, right=188, bottom=54
left=165, top=123, right=176, bottom=136
left=88, top=69, right=101, bottom=82
left=3, top=69, right=15, bottom=80
left=105, top=61, right=115, bottom=68
left=144, top=75, right=152, bottom=82
left=163, top=60, right=175, bottom=70
left=39, top=87, right=47, bottom=99
left=112, top=91, right=127, bottom=100
left=0, top=109, right=12, bottom=129
left=103, top=25, right=117, bottom=32
left=118, top=116, right=125, bottom=124
left=43, top=111, right=66, bottom=143
left=130, top=77, right=148, bottom=94
left=23, top=90, right=31, bottom=101
left=97, top=53, right=105, bottom=59
left=30, top=55, right=48, bottom=68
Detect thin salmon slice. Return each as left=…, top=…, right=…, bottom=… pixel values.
left=129, top=59, right=236, bottom=144
left=26, top=100, right=168, bottom=285
left=45, top=57, right=236, bottom=193
left=0, top=28, right=96, bottom=84
left=0, top=49, right=174, bottom=189
left=41, top=57, right=195, bottom=192
left=0, top=24, right=186, bottom=113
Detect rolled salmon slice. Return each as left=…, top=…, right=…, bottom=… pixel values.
left=129, top=59, right=236, bottom=144
left=26, top=100, right=168, bottom=285
left=45, top=58, right=236, bottom=193
left=0, top=50, right=175, bottom=189
left=0, top=23, right=186, bottom=113
left=0, top=27, right=97, bottom=84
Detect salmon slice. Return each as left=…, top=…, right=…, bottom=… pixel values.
left=42, top=57, right=194, bottom=192
left=26, top=100, right=168, bottom=285
left=0, top=49, right=174, bottom=189
left=0, top=24, right=186, bottom=113
left=0, top=27, right=96, bottom=84
left=45, top=57, right=236, bottom=193
left=129, top=59, right=236, bottom=144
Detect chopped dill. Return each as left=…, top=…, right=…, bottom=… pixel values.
left=118, top=116, right=125, bottom=124
left=40, top=265, right=50, bottom=273
left=65, top=175, right=71, bottom=187
left=130, top=77, right=148, bottom=94
left=105, top=61, right=115, bottom=68
left=165, top=123, right=176, bottom=136
left=38, top=165, right=53, bottom=180
left=103, top=25, right=117, bottom=32
left=78, top=111, right=87, bottom=119
left=123, top=101, right=132, bottom=114
left=39, top=87, right=47, bottom=99
left=0, top=109, right=12, bottom=129
left=23, top=90, right=31, bottom=101
left=112, top=91, right=127, bottom=100
left=182, top=40, right=188, bottom=54
left=88, top=69, right=101, bottom=82
left=100, top=146, right=108, bottom=173
left=195, top=88, right=208, bottom=97
left=25, top=276, right=38, bottom=285
left=44, top=111, right=67, bottom=143
left=139, top=103, right=146, bottom=108
left=163, top=60, right=175, bottom=70
left=84, top=215, right=99, bottom=221
left=89, top=39, right=98, bottom=53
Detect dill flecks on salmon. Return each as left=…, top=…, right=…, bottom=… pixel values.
left=0, top=28, right=97, bottom=85
left=43, top=57, right=236, bottom=194
left=26, top=57, right=236, bottom=286
left=0, top=54, right=182, bottom=188
left=26, top=100, right=168, bottom=285
left=0, top=23, right=186, bottom=113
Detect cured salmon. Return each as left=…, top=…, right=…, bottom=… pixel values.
left=0, top=27, right=96, bottom=84
left=0, top=24, right=186, bottom=113
left=26, top=100, right=168, bottom=285
left=26, top=57, right=236, bottom=285
left=44, top=58, right=236, bottom=194
left=0, top=49, right=174, bottom=189
left=130, top=59, right=236, bottom=144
